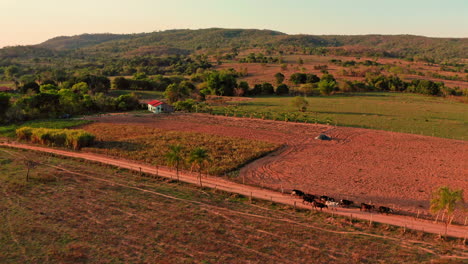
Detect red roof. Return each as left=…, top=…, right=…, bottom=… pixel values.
left=148, top=100, right=164, bottom=107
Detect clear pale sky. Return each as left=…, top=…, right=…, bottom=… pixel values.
left=1, top=0, right=467, bottom=48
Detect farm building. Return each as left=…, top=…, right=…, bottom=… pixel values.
left=147, top=100, right=174, bottom=114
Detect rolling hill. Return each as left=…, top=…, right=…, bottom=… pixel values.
left=2, top=28, right=466, bottom=62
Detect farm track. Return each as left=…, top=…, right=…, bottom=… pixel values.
left=1, top=141, right=467, bottom=240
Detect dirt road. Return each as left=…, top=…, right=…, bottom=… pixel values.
left=1, top=141, right=467, bottom=239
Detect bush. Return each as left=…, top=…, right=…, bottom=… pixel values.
left=276, top=84, right=289, bottom=95
left=16, top=127, right=33, bottom=141
left=16, top=127, right=95, bottom=150
left=173, top=99, right=196, bottom=112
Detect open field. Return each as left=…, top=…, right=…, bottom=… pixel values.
left=84, top=113, right=467, bottom=222
left=80, top=122, right=279, bottom=175
left=1, top=147, right=467, bottom=263
left=218, top=54, right=468, bottom=89
left=0, top=119, right=92, bottom=138
left=211, top=92, right=468, bottom=140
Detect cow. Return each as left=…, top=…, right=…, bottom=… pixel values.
left=291, top=189, right=305, bottom=197
left=312, top=201, right=328, bottom=211
left=339, top=199, right=354, bottom=208
left=360, top=203, right=375, bottom=212
left=378, top=206, right=393, bottom=215
left=320, top=195, right=335, bottom=202
left=325, top=201, right=339, bottom=211
left=302, top=194, right=316, bottom=205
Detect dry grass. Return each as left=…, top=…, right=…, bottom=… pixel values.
left=81, top=123, right=280, bottom=175
left=1, top=147, right=466, bottom=263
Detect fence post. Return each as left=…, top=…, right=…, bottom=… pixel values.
left=294, top=201, right=296, bottom=211
left=417, top=210, right=420, bottom=219
left=250, top=192, right=252, bottom=203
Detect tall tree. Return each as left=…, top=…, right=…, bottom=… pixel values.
left=430, top=186, right=465, bottom=236
left=318, top=80, right=337, bottom=95
left=0, top=93, right=11, bottom=122
left=165, top=144, right=184, bottom=181
left=274, top=72, right=285, bottom=85
left=188, top=147, right=210, bottom=187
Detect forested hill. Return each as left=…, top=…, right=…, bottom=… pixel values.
left=2, top=28, right=468, bottom=62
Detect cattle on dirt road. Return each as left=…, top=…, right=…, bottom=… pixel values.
left=291, top=189, right=305, bottom=197
left=320, top=195, right=335, bottom=202
left=339, top=199, right=354, bottom=208
left=378, top=206, right=393, bottom=215
left=325, top=201, right=339, bottom=211
left=360, top=203, right=375, bottom=212
left=312, top=201, right=328, bottom=211
left=302, top=194, right=316, bottom=205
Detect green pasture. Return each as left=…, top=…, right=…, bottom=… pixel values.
left=213, top=92, right=467, bottom=140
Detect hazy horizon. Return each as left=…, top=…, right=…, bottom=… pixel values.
left=1, top=0, right=467, bottom=48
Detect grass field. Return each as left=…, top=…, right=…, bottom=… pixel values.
left=1, top=147, right=466, bottom=263
left=81, top=123, right=279, bottom=175
left=0, top=119, right=92, bottom=138
left=212, top=92, right=468, bottom=140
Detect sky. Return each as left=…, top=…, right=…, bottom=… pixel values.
left=1, top=0, right=467, bottom=48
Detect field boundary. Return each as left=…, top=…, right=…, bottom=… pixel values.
left=1, top=141, right=467, bottom=239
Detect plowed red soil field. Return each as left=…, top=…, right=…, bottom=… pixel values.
left=85, top=113, right=467, bottom=221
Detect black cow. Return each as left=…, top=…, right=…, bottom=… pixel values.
left=302, top=194, right=316, bottom=205
left=291, top=189, right=305, bottom=197
left=378, top=206, right=393, bottom=215
left=339, top=199, right=354, bottom=208
left=320, top=195, right=335, bottom=202
left=360, top=203, right=375, bottom=212
left=312, top=201, right=328, bottom=211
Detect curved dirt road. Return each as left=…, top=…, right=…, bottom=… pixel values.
left=1, top=141, right=467, bottom=239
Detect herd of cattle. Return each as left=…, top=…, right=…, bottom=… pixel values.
left=291, top=189, right=394, bottom=215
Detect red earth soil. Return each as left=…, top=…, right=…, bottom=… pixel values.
left=84, top=113, right=468, bottom=221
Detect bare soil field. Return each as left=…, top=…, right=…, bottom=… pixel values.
left=85, top=113, right=468, bottom=221
left=218, top=54, right=468, bottom=89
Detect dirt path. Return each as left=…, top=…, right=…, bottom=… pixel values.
left=1, top=141, right=467, bottom=239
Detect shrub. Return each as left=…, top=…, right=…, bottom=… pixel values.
left=16, top=127, right=33, bottom=141
left=16, top=127, right=95, bottom=150
left=276, top=84, right=289, bottom=95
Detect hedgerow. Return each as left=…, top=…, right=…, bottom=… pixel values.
left=16, top=127, right=95, bottom=150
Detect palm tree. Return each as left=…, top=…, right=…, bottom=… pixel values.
left=188, top=147, right=210, bottom=187
left=430, top=186, right=465, bottom=236
left=165, top=144, right=184, bottom=181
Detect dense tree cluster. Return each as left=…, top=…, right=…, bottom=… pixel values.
left=239, top=53, right=281, bottom=64
left=0, top=75, right=141, bottom=124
